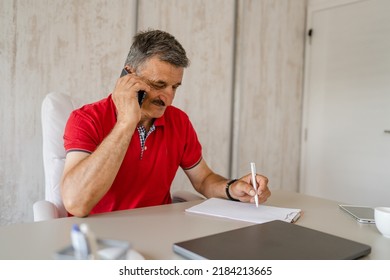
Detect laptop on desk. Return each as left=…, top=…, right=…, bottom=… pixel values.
left=173, top=220, right=371, bottom=260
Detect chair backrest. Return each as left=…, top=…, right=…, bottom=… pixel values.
left=41, top=92, right=83, bottom=218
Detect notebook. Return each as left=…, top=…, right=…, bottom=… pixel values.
left=173, top=220, right=371, bottom=260
left=186, top=198, right=301, bottom=224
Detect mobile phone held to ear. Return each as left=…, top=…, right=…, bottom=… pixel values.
left=120, top=68, right=146, bottom=107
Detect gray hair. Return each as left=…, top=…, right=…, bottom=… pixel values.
left=124, top=29, right=190, bottom=71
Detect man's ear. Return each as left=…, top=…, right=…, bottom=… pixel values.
left=124, top=65, right=136, bottom=74
left=124, top=65, right=131, bottom=73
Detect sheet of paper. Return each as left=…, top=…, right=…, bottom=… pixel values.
left=186, top=198, right=301, bottom=224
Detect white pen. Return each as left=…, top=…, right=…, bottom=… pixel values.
left=250, top=162, right=259, bottom=208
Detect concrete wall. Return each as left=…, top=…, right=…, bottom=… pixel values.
left=0, top=0, right=306, bottom=225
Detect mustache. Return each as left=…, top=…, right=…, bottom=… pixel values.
left=151, top=98, right=166, bottom=106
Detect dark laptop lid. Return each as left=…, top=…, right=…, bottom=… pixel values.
left=173, top=220, right=371, bottom=260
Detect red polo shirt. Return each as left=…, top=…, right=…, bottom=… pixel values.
left=63, top=94, right=202, bottom=214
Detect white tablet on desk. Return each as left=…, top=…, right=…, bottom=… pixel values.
left=339, top=205, right=375, bottom=224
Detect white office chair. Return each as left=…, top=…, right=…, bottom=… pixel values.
left=33, top=92, right=203, bottom=222
left=33, top=92, right=83, bottom=221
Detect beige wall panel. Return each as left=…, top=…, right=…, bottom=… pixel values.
left=232, top=0, right=306, bottom=191
left=0, top=0, right=137, bottom=225
left=137, top=0, right=236, bottom=193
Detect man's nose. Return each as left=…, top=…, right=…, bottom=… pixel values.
left=161, top=87, right=176, bottom=103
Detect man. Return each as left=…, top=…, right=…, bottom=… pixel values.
left=61, top=29, right=270, bottom=217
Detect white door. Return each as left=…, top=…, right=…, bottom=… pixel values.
left=300, top=0, right=390, bottom=206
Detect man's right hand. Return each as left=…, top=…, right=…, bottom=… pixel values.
left=112, top=67, right=150, bottom=125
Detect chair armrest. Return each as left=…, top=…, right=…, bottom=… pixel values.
left=33, top=200, right=60, bottom=221
left=172, top=190, right=205, bottom=203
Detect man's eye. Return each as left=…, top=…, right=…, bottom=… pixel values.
left=152, top=84, right=165, bottom=90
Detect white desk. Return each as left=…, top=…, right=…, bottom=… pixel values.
left=0, top=190, right=389, bottom=259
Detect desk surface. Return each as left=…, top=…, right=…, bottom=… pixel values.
left=0, top=190, right=389, bottom=259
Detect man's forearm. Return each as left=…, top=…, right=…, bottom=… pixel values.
left=185, top=160, right=229, bottom=199
left=199, top=173, right=229, bottom=199
left=61, top=121, right=136, bottom=217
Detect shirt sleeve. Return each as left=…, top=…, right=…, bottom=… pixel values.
left=180, top=117, right=202, bottom=170
left=63, top=110, right=100, bottom=153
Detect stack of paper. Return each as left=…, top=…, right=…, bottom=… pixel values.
left=186, top=198, right=301, bottom=224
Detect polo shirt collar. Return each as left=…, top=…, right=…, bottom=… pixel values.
left=152, top=107, right=168, bottom=127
